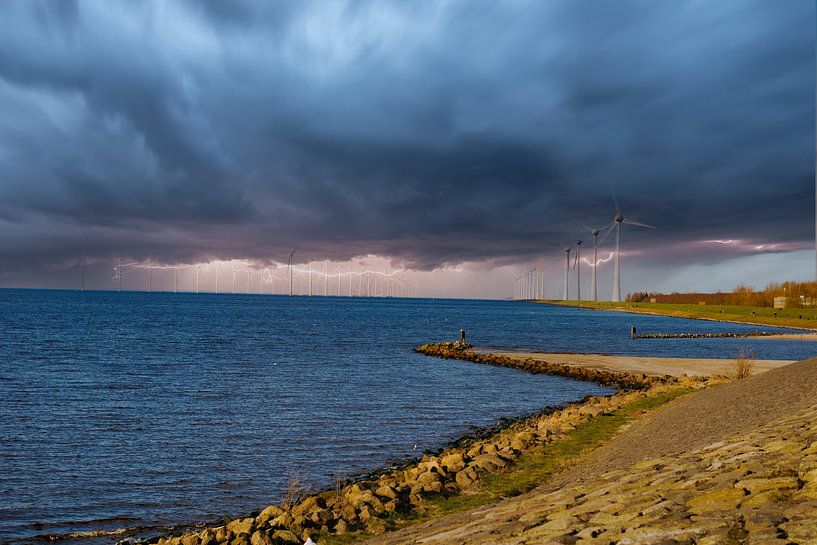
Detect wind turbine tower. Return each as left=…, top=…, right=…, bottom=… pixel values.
left=561, top=245, right=574, bottom=300
left=609, top=190, right=656, bottom=302
left=577, top=221, right=612, bottom=302
left=288, top=248, right=297, bottom=296
left=575, top=240, right=583, bottom=301
left=81, top=245, right=86, bottom=291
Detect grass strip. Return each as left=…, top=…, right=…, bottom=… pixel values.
left=547, top=301, right=817, bottom=330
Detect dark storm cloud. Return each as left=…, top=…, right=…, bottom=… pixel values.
left=0, top=0, right=812, bottom=279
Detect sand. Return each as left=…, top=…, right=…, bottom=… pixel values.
left=480, top=350, right=795, bottom=377
left=761, top=332, right=817, bottom=341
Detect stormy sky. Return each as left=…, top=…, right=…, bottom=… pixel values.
left=0, top=0, right=813, bottom=297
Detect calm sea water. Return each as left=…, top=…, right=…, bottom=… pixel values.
left=0, top=290, right=813, bottom=544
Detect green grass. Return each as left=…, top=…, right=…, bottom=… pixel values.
left=546, top=300, right=817, bottom=331
left=317, top=386, right=693, bottom=544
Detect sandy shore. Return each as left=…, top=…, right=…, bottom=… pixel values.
left=761, top=332, right=817, bottom=341
left=479, top=350, right=794, bottom=377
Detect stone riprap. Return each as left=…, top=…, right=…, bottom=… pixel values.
left=366, top=401, right=817, bottom=545
left=634, top=332, right=776, bottom=339
left=414, top=341, right=671, bottom=390
left=148, top=344, right=698, bottom=545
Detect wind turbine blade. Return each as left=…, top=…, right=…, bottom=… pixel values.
left=598, top=223, right=616, bottom=244
left=573, top=251, right=578, bottom=269
left=609, top=183, right=620, bottom=214
left=623, top=219, right=656, bottom=229
left=574, top=218, right=595, bottom=232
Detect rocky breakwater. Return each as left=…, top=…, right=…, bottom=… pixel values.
left=414, top=341, right=665, bottom=389
left=635, top=331, right=776, bottom=339
left=149, top=344, right=706, bottom=545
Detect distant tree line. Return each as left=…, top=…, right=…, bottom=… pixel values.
left=627, top=281, right=817, bottom=308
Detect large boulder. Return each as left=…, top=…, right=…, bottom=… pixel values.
left=270, top=530, right=300, bottom=544
left=268, top=511, right=294, bottom=529
left=179, top=535, right=199, bottom=545
left=198, top=530, right=216, bottom=545
left=471, top=453, right=507, bottom=472
left=374, top=485, right=397, bottom=500
left=308, top=508, right=332, bottom=526
left=226, top=518, right=254, bottom=538
left=292, top=496, right=320, bottom=515
left=441, top=453, right=466, bottom=473
left=455, top=467, right=479, bottom=489
left=415, top=471, right=440, bottom=486
left=255, top=505, right=284, bottom=526
left=249, top=530, right=273, bottom=545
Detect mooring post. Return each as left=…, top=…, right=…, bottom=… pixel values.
left=630, top=324, right=636, bottom=339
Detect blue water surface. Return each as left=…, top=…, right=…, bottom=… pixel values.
left=0, top=290, right=814, bottom=544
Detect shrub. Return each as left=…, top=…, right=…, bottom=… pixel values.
left=731, top=348, right=755, bottom=380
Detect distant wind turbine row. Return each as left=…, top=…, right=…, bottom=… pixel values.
left=105, top=255, right=420, bottom=298
left=513, top=187, right=655, bottom=302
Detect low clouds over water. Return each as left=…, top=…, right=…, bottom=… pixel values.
left=0, top=1, right=813, bottom=290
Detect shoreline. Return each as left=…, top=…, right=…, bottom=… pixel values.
left=366, top=353, right=817, bottom=545
left=138, top=343, right=711, bottom=545
left=542, top=300, right=817, bottom=333
left=476, top=349, right=795, bottom=377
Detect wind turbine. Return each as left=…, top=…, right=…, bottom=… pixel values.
left=80, top=241, right=87, bottom=291
left=116, top=254, right=122, bottom=292
left=574, top=240, right=584, bottom=301
left=577, top=220, right=614, bottom=302
left=561, top=244, right=575, bottom=300
left=609, top=188, right=656, bottom=302
left=288, top=248, right=297, bottom=296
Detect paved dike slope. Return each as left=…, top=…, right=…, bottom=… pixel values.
left=366, top=357, right=817, bottom=545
